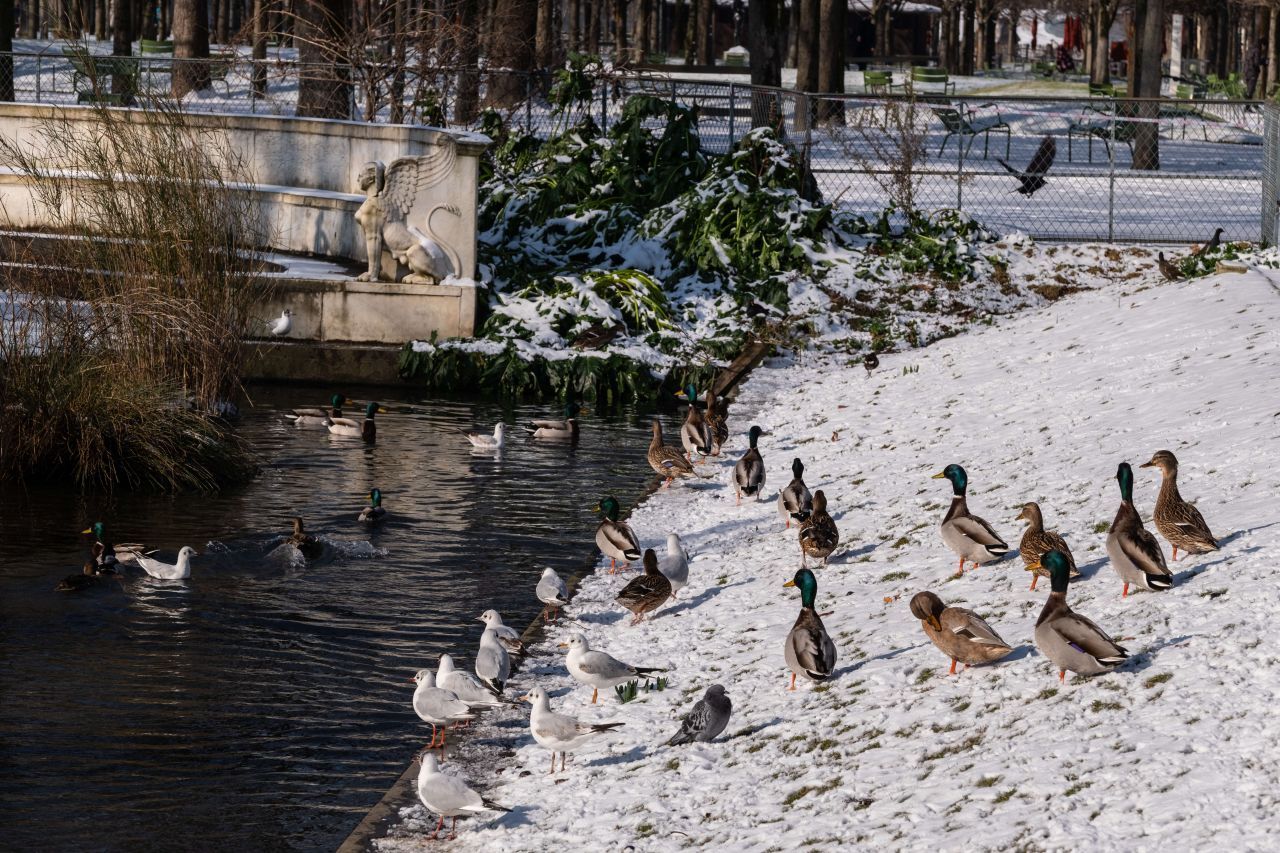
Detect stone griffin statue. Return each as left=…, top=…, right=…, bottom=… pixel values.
left=354, top=140, right=462, bottom=284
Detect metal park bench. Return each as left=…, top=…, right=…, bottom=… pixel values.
left=932, top=104, right=1010, bottom=159
left=63, top=46, right=138, bottom=104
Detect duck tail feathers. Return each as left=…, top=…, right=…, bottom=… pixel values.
left=791, top=510, right=811, bottom=522
left=986, top=543, right=1010, bottom=556
left=1147, top=574, right=1174, bottom=590
left=623, top=549, right=642, bottom=561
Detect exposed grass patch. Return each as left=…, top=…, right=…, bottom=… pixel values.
left=1090, top=700, right=1124, bottom=712
left=976, top=775, right=1001, bottom=788
left=915, top=668, right=935, bottom=684
left=1144, top=672, right=1172, bottom=688
left=880, top=570, right=910, bottom=582
left=994, top=789, right=1016, bottom=803
left=783, top=778, right=840, bottom=807
left=1093, top=521, right=1110, bottom=533
left=923, top=732, right=984, bottom=761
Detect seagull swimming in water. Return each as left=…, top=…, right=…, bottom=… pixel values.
left=267, top=309, right=292, bottom=336
left=461, top=423, right=505, bottom=452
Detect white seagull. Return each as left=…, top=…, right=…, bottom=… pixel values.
left=479, top=609, right=524, bottom=653
left=522, top=684, right=624, bottom=774
left=415, top=750, right=510, bottom=841
left=117, top=545, right=198, bottom=580
left=474, top=627, right=510, bottom=694
left=536, top=568, right=569, bottom=624
left=461, top=423, right=505, bottom=452
left=562, top=633, right=667, bottom=704
left=267, top=309, right=292, bottom=336
left=658, top=533, right=689, bottom=598
left=411, top=669, right=475, bottom=750
left=436, top=654, right=506, bottom=709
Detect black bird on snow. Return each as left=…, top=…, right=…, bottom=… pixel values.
left=1194, top=227, right=1225, bottom=257
left=996, top=136, right=1056, bottom=197
left=863, top=352, right=879, bottom=376
left=1157, top=252, right=1183, bottom=282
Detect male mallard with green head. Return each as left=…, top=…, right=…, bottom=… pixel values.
left=359, top=488, right=387, bottom=524
left=595, top=496, right=641, bottom=573
left=1016, top=502, right=1080, bottom=591
left=1032, top=551, right=1129, bottom=683
left=287, top=393, right=351, bottom=429
left=1107, top=462, right=1173, bottom=597
left=616, top=549, right=672, bottom=625
left=782, top=568, right=837, bottom=690
left=328, top=401, right=385, bottom=443
left=908, top=591, right=1013, bottom=675
left=931, top=464, right=1008, bottom=574
left=525, top=400, right=586, bottom=440
left=648, top=419, right=698, bottom=487
left=798, top=489, right=839, bottom=567
left=778, top=457, right=813, bottom=529
left=1141, top=450, right=1218, bottom=561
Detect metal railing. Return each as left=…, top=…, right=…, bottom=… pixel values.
left=0, top=48, right=1271, bottom=244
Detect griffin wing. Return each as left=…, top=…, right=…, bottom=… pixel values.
left=382, top=140, right=458, bottom=220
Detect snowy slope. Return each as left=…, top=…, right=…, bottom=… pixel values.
left=381, top=269, right=1280, bottom=851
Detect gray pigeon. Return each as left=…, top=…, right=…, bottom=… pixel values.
left=666, top=684, right=732, bottom=745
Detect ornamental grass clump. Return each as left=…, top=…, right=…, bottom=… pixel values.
left=0, top=99, right=269, bottom=491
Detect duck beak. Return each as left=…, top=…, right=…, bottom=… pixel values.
left=782, top=580, right=796, bottom=588
left=926, top=615, right=943, bottom=632
left=81, top=528, right=93, bottom=535
left=592, top=503, right=602, bottom=512
left=1138, top=460, right=1155, bottom=468
left=377, top=406, right=388, bottom=413
left=675, top=390, right=688, bottom=400
left=930, top=471, right=946, bottom=479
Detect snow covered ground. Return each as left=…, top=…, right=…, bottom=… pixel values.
left=378, top=265, right=1280, bottom=850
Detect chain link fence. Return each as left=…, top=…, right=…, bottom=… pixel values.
left=0, top=48, right=1271, bottom=244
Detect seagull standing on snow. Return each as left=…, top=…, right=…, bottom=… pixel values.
left=267, top=309, right=292, bottom=336
left=657, top=533, right=689, bottom=598
left=461, top=423, right=505, bottom=452
left=414, top=750, right=509, bottom=840
left=474, top=627, right=510, bottom=694
left=666, top=684, right=732, bottom=745
left=562, top=633, right=667, bottom=704
left=436, top=653, right=507, bottom=709
left=479, top=609, right=524, bottom=653
left=536, top=568, right=569, bottom=623
left=411, top=669, right=475, bottom=750
left=522, top=684, right=624, bottom=774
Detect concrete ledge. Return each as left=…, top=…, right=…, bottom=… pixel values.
left=244, top=339, right=406, bottom=385
left=258, top=276, right=477, bottom=344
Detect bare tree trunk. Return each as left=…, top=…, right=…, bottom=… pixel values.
left=20, top=0, right=35, bottom=37
left=1268, top=4, right=1278, bottom=93
left=872, top=0, right=891, bottom=59
left=252, top=0, right=267, bottom=97
left=567, top=0, right=580, bottom=52
left=215, top=0, right=229, bottom=43
left=585, top=0, right=599, bottom=53
left=612, top=0, right=627, bottom=62
left=694, top=0, right=712, bottom=64
left=960, top=0, right=974, bottom=74
left=817, top=0, right=843, bottom=122
left=748, top=0, right=783, bottom=127
left=536, top=0, right=555, bottom=67
left=486, top=0, right=534, bottom=106
left=1130, top=0, right=1162, bottom=170
left=795, top=0, right=817, bottom=92
left=171, top=0, right=209, bottom=96
left=389, top=0, right=405, bottom=121
left=295, top=0, right=350, bottom=118
left=669, top=0, right=686, bottom=56
left=94, top=0, right=107, bottom=39
left=633, top=0, right=650, bottom=62
left=455, top=0, right=480, bottom=121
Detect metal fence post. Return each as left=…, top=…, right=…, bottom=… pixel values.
left=955, top=100, right=964, bottom=212
left=803, top=93, right=813, bottom=189
left=600, top=75, right=607, bottom=133
left=35, top=54, right=41, bottom=102
left=728, top=83, right=736, bottom=147
left=1106, top=105, right=1118, bottom=242
left=1263, top=102, right=1279, bottom=245
left=525, top=73, right=532, bottom=133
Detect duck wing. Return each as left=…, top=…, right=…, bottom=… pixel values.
left=952, top=514, right=1008, bottom=552
left=941, top=607, right=1010, bottom=648
left=1117, top=523, right=1170, bottom=578
left=1052, top=611, right=1128, bottom=664
left=789, top=611, right=836, bottom=678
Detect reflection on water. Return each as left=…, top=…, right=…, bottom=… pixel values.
left=0, top=386, right=678, bottom=851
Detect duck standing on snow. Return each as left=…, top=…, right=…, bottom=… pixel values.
left=675, top=384, right=713, bottom=463
left=908, top=591, right=1013, bottom=675
left=595, top=496, right=641, bottom=572
left=1032, top=551, right=1129, bottom=683
left=524, top=400, right=585, bottom=440
left=705, top=392, right=729, bottom=456
left=616, top=549, right=673, bottom=625
left=1107, top=462, right=1173, bottom=597
left=287, top=516, right=324, bottom=559
left=117, top=545, right=199, bottom=580
left=414, top=750, right=510, bottom=841
left=648, top=419, right=699, bottom=487
left=799, top=489, right=839, bottom=567
left=411, top=669, right=475, bottom=750
left=1141, top=450, right=1219, bottom=561
left=522, top=685, right=624, bottom=775
left=658, top=533, right=689, bottom=598
left=666, top=685, right=732, bottom=745
left=358, top=488, right=387, bottom=524
left=734, top=425, right=766, bottom=504
left=562, top=633, right=667, bottom=703
left=461, top=422, right=506, bottom=452
left=536, top=567, right=569, bottom=623
left=286, top=393, right=352, bottom=429
left=932, top=464, right=1009, bottom=575
left=1016, top=502, right=1079, bottom=591
left=327, top=401, right=385, bottom=442
left=778, top=457, right=813, bottom=529
left=783, top=568, right=837, bottom=690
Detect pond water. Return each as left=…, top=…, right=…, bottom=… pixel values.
left=0, top=385, right=677, bottom=852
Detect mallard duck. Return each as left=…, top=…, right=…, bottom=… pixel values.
left=908, top=591, right=1013, bottom=675
left=286, top=393, right=351, bottom=429
left=616, top=549, right=672, bottom=625
left=931, top=464, right=1009, bottom=574
left=799, top=489, right=839, bottom=567
left=82, top=522, right=125, bottom=571
left=462, top=422, right=505, bottom=451
left=1157, top=252, right=1183, bottom=282
left=414, top=750, right=509, bottom=842
left=562, top=633, right=666, bottom=703
left=1141, top=450, right=1218, bottom=561
left=1032, top=551, right=1129, bottom=682
left=778, top=457, right=813, bottom=528
left=58, top=562, right=106, bottom=592
left=358, top=488, right=387, bottom=524
left=595, top=496, right=641, bottom=572
left=733, top=425, right=766, bottom=504
left=1108, top=462, right=1173, bottom=597
left=648, top=419, right=698, bottom=486
left=1016, top=502, right=1080, bottom=591
left=521, top=685, right=624, bottom=774
left=536, top=567, right=569, bottom=623
left=675, top=384, right=713, bottom=462
left=328, top=402, right=385, bottom=442
left=288, top=517, right=324, bottom=559
left=657, top=532, right=689, bottom=597
left=118, top=545, right=199, bottom=580
left=704, top=392, right=728, bottom=456
left=783, top=568, right=837, bottom=690
left=524, top=400, right=585, bottom=440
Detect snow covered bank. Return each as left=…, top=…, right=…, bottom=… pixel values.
left=384, top=267, right=1280, bottom=850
